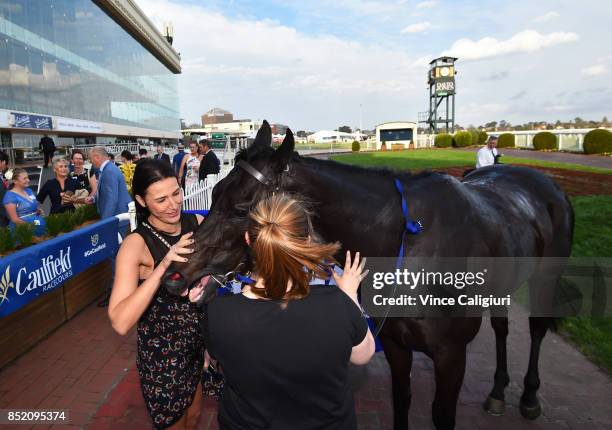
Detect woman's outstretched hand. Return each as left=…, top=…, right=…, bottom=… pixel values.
left=160, top=231, right=195, bottom=271
left=332, top=251, right=369, bottom=299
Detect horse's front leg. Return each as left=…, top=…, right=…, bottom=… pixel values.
left=431, top=344, right=467, bottom=430
left=381, top=334, right=413, bottom=430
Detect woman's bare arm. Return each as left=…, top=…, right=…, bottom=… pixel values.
left=108, top=231, right=194, bottom=335
left=5, top=204, right=26, bottom=224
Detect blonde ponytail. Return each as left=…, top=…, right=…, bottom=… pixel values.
left=248, top=194, right=340, bottom=300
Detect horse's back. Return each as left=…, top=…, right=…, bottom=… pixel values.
left=463, top=165, right=573, bottom=257
left=407, top=165, right=573, bottom=258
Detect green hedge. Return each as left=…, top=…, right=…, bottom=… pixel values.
left=435, top=133, right=453, bottom=148
left=0, top=205, right=101, bottom=255
left=584, top=129, right=612, bottom=154
left=533, top=131, right=558, bottom=150
left=453, top=131, right=473, bottom=147
left=352, top=140, right=360, bottom=152
left=498, top=133, right=515, bottom=148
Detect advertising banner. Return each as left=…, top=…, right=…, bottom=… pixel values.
left=11, top=112, right=52, bottom=130
left=54, top=117, right=103, bottom=133
left=0, top=217, right=120, bottom=318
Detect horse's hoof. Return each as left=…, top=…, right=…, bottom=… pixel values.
left=483, top=395, right=505, bottom=416
left=519, top=399, right=542, bottom=420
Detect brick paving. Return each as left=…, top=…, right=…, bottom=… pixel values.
left=0, top=301, right=610, bottom=429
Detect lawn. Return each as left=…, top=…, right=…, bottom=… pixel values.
left=559, top=195, right=612, bottom=372
left=330, top=149, right=612, bottom=175
left=331, top=151, right=612, bottom=373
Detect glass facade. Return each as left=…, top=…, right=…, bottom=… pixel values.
left=0, top=0, right=180, bottom=133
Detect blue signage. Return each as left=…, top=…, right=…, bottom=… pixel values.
left=12, top=112, right=52, bottom=130
left=0, top=216, right=120, bottom=318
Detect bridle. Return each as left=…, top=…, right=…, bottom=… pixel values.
left=203, top=159, right=291, bottom=289
left=236, top=159, right=291, bottom=194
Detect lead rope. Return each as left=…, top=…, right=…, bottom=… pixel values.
left=370, top=179, right=422, bottom=338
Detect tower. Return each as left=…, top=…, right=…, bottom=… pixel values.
left=419, top=57, right=457, bottom=133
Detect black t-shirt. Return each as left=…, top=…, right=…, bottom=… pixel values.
left=207, top=285, right=368, bottom=430
left=37, top=177, right=82, bottom=214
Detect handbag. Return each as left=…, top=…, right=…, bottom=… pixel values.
left=202, top=362, right=225, bottom=400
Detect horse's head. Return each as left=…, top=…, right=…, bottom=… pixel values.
left=162, top=120, right=297, bottom=303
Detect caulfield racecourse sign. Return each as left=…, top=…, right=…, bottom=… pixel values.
left=0, top=217, right=120, bottom=318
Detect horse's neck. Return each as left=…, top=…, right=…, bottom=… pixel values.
left=290, top=157, right=404, bottom=254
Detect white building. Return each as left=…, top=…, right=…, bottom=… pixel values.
left=184, top=119, right=262, bottom=138
left=375, top=121, right=417, bottom=150
left=307, top=130, right=359, bottom=144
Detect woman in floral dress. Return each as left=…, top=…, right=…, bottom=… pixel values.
left=109, top=159, right=206, bottom=429
left=178, top=142, right=201, bottom=192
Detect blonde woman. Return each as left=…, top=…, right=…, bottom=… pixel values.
left=190, top=194, right=375, bottom=429
left=2, top=168, right=46, bottom=236
left=37, top=158, right=86, bottom=214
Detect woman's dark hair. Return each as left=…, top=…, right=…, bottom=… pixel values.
left=132, top=159, right=178, bottom=223
left=71, top=149, right=84, bottom=160
left=121, top=150, right=133, bottom=161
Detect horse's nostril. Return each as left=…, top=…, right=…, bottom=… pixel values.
left=164, top=271, right=186, bottom=295
left=168, top=272, right=183, bottom=281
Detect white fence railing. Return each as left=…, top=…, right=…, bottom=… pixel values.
left=415, top=134, right=435, bottom=148
left=183, top=166, right=233, bottom=211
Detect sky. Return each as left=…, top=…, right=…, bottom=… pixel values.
left=140, top=0, right=612, bottom=131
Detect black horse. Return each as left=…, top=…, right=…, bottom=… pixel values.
left=164, top=121, right=574, bottom=429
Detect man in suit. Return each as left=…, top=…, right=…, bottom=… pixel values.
left=39, top=134, right=56, bottom=168
left=172, top=143, right=186, bottom=176
left=88, top=146, right=133, bottom=306
left=0, top=151, right=9, bottom=227
left=198, top=137, right=220, bottom=181
left=153, top=144, right=170, bottom=164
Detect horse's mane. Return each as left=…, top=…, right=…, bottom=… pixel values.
left=236, top=144, right=441, bottom=183
left=297, top=153, right=439, bottom=181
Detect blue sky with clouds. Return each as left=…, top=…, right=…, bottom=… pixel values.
left=141, top=0, right=612, bottom=131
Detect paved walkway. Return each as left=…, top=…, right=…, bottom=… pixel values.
left=0, top=300, right=610, bottom=429
left=456, top=148, right=612, bottom=169
left=310, top=148, right=612, bottom=170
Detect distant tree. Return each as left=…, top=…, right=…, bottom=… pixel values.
left=338, top=125, right=352, bottom=133
left=602, top=116, right=609, bottom=126
left=484, top=121, right=498, bottom=130
left=296, top=130, right=308, bottom=138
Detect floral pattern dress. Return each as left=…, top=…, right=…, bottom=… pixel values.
left=183, top=154, right=201, bottom=192
left=134, top=214, right=205, bottom=429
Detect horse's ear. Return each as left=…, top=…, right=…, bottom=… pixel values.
left=250, top=120, right=272, bottom=150
left=272, top=128, right=294, bottom=171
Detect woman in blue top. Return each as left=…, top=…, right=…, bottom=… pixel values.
left=2, top=168, right=46, bottom=236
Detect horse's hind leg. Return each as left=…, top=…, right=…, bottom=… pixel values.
left=520, top=316, right=552, bottom=419
left=483, top=309, right=510, bottom=416
left=381, top=335, right=413, bottom=430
